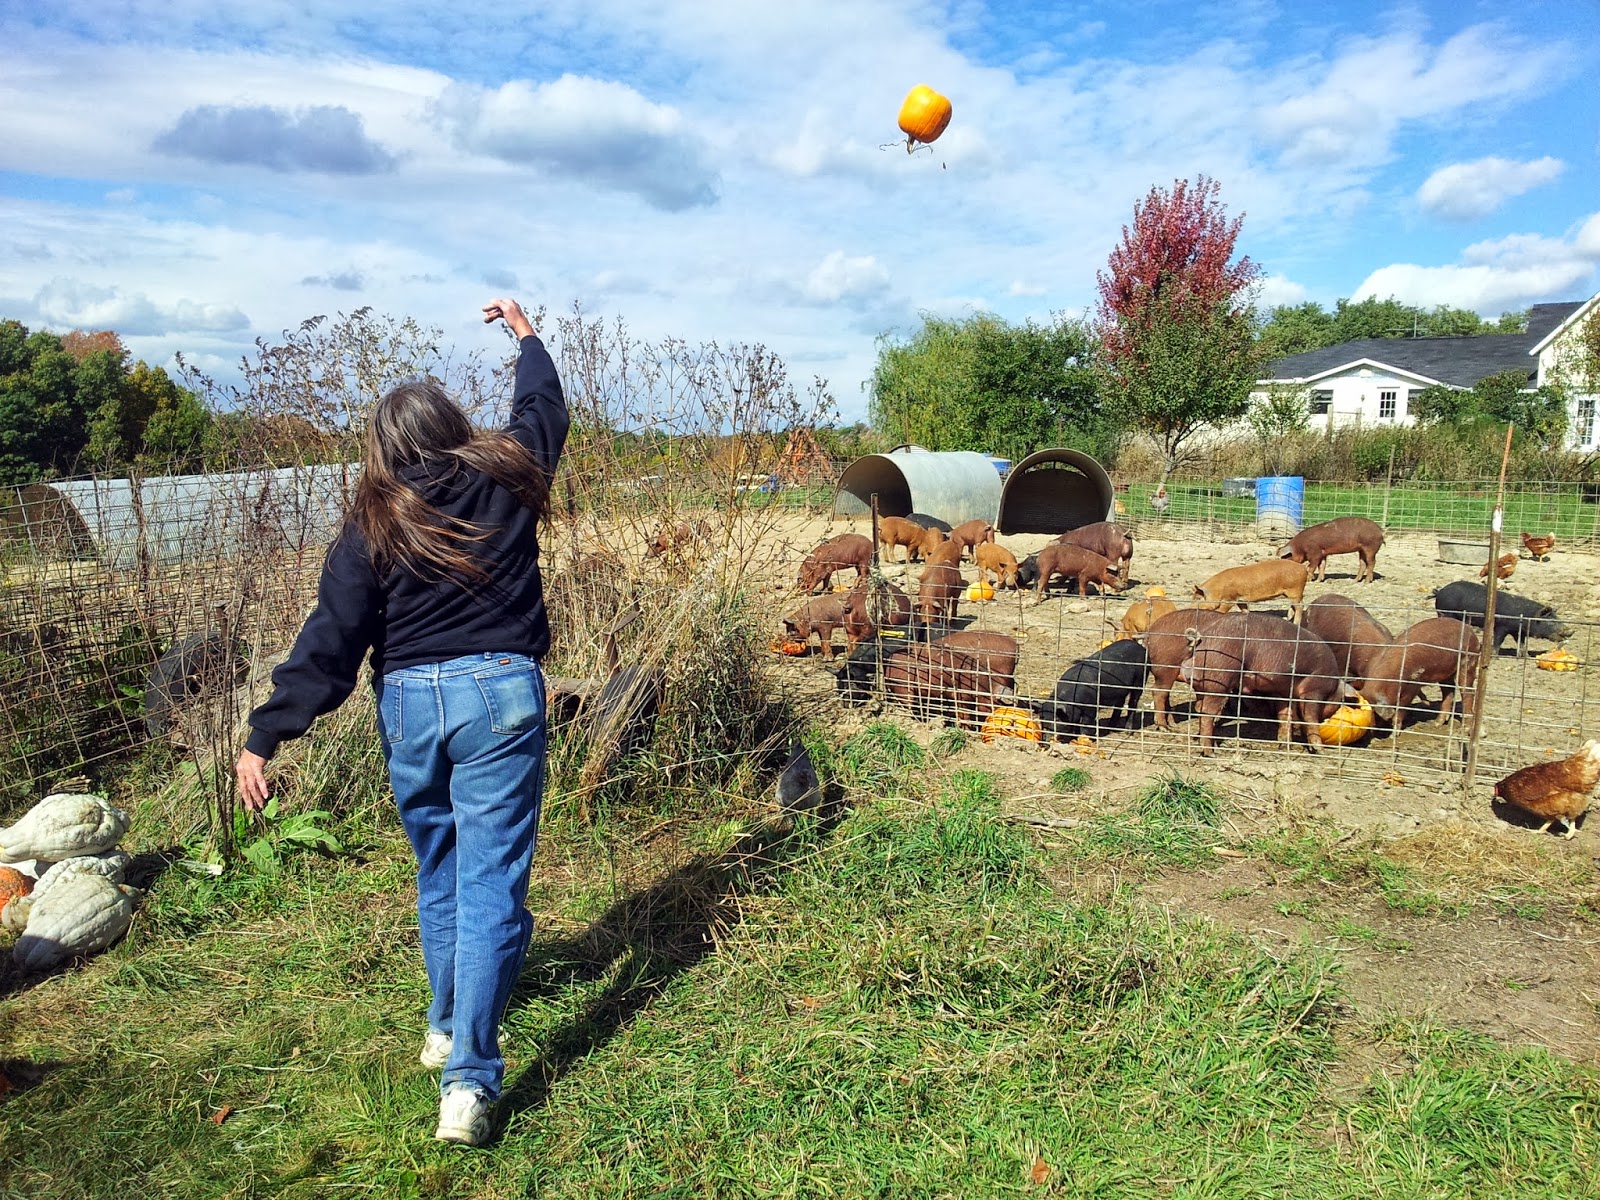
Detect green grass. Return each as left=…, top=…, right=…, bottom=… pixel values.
left=3, top=754, right=1597, bottom=1198
left=1126, top=479, right=1599, bottom=542
left=1049, top=766, right=1091, bottom=792
left=1069, top=774, right=1226, bottom=866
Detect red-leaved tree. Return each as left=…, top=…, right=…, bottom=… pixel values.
left=1095, top=175, right=1263, bottom=480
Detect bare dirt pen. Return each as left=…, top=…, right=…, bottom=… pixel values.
left=753, top=511, right=1600, bottom=1067
left=755, top=510, right=1600, bottom=833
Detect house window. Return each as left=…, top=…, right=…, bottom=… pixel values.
left=1579, top=397, right=1597, bottom=445
left=1378, top=390, right=1397, bottom=420
left=1399, top=389, right=1412, bottom=417
left=1309, top=390, right=1332, bottom=415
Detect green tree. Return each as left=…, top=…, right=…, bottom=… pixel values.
left=81, top=348, right=144, bottom=467
left=1256, top=301, right=1335, bottom=360
left=137, top=366, right=211, bottom=470
left=1095, top=175, right=1263, bottom=478
left=869, top=313, right=1105, bottom=461
left=1410, top=370, right=1567, bottom=450
left=1245, top=383, right=1309, bottom=475
left=0, top=328, right=92, bottom=484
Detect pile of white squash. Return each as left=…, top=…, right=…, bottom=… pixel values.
left=0, top=792, right=138, bottom=971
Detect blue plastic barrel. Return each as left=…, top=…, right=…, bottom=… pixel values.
left=1255, top=475, right=1304, bottom=534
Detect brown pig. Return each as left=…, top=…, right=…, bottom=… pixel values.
left=796, top=532, right=873, bottom=593
left=1356, top=616, right=1480, bottom=731
left=1034, top=543, right=1123, bottom=601
left=974, top=542, right=1020, bottom=589
left=1145, top=607, right=1235, bottom=729
left=780, top=596, right=850, bottom=659
left=923, top=538, right=965, bottom=567
left=1058, top=521, right=1134, bottom=576
left=1193, top=559, right=1312, bottom=623
left=842, top=576, right=913, bottom=645
left=1302, top=593, right=1394, bottom=684
left=877, top=515, right=944, bottom=563
left=646, top=518, right=713, bottom=559
left=935, top=630, right=1019, bottom=687
left=1181, top=612, right=1345, bottom=754
left=1113, top=596, right=1177, bottom=640
left=1278, top=516, right=1384, bottom=583
left=947, top=518, right=996, bottom=560
left=916, top=561, right=965, bottom=626
left=882, top=637, right=1018, bottom=728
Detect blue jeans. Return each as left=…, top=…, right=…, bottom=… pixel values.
left=375, top=652, right=547, bottom=1099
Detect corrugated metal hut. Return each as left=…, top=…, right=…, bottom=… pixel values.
left=831, top=446, right=1002, bottom=528
left=995, top=448, right=1115, bottom=535
left=5, top=465, right=355, bottom=567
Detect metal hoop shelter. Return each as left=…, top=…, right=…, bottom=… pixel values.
left=831, top=446, right=1003, bottom=527
left=995, top=448, right=1115, bottom=535
left=2, top=465, right=356, bottom=568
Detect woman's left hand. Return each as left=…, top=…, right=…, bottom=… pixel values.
left=235, top=749, right=271, bottom=812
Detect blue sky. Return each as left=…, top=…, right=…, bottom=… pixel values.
left=2, top=0, right=1597, bottom=421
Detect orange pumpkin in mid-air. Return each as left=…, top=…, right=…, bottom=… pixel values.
left=897, top=84, right=952, bottom=152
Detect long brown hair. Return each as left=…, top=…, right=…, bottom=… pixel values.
left=348, top=379, right=550, bottom=581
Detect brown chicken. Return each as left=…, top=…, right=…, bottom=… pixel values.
left=1520, top=531, right=1556, bottom=561
left=1491, top=740, right=1600, bottom=838
left=1478, top=552, right=1517, bottom=581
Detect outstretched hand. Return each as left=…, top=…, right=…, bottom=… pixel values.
left=235, top=748, right=271, bottom=812
left=483, top=298, right=535, bottom=340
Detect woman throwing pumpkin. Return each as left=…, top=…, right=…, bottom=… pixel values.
left=235, top=298, right=567, bottom=1146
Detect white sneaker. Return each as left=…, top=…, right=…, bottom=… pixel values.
left=420, top=1030, right=452, bottom=1069
left=434, top=1085, right=494, bottom=1146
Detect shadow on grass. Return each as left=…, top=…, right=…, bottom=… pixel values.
left=498, top=785, right=848, bottom=1125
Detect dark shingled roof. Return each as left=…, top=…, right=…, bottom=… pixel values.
left=1264, top=301, right=1585, bottom=389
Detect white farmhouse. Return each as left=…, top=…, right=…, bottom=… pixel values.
left=1254, top=293, right=1599, bottom=452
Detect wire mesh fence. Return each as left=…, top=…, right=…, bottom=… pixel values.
left=3, top=448, right=1598, bottom=824
left=818, top=564, right=1597, bottom=798
left=1116, top=477, right=1600, bottom=548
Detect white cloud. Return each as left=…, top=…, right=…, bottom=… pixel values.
left=1416, top=156, right=1565, bottom=220
left=32, top=278, right=249, bottom=335
left=801, top=252, right=891, bottom=306
left=1256, top=275, right=1309, bottom=308
left=1259, top=26, right=1565, bottom=169
left=1353, top=214, right=1600, bottom=314
left=432, top=75, right=719, bottom=211
left=1573, top=212, right=1600, bottom=259
left=1007, top=280, right=1047, bottom=298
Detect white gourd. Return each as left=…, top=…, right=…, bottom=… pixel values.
left=32, top=850, right=132, bottom=902
left=0, top=793, right=129, bottom=863
left=12, top=873, right=137, bottom=971
left=1, top=893, right=32, bottom=932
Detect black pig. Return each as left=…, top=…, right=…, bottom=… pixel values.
left=1431, top=580, right=1571, bottom=657
left=1034, top=639, right=1150, bottom=739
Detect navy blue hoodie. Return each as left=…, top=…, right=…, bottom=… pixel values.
left=245, top=335, right=568, bottom=759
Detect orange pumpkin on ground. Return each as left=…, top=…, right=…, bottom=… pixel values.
left=0, top=865, right=33, bottom=917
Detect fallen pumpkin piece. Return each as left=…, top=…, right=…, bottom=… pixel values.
left=1535, top=647, right=1581, bottom=671
left=769, top=639, right=809, bottom=656
left=1381, top=771, right=1405, bottom=786
left=981, top=706, right=1043, bottom=743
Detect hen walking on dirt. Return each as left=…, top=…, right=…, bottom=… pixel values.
left=1491, top=741, right=1600, bottom=839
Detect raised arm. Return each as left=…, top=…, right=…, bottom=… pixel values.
left=483, top=297, right=569, bottom=473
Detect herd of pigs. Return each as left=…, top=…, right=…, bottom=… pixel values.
left=776, top=514, right=1576, bottom=755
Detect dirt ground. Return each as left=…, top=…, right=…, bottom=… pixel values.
left=750, top=510, right=1600, bottom=837
left=734, top=510, right=1600, bottom=1067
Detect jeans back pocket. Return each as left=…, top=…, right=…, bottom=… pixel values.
left=475, top=667, right=543, bottom=735
left=378, top=678, right=405, bottom=743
